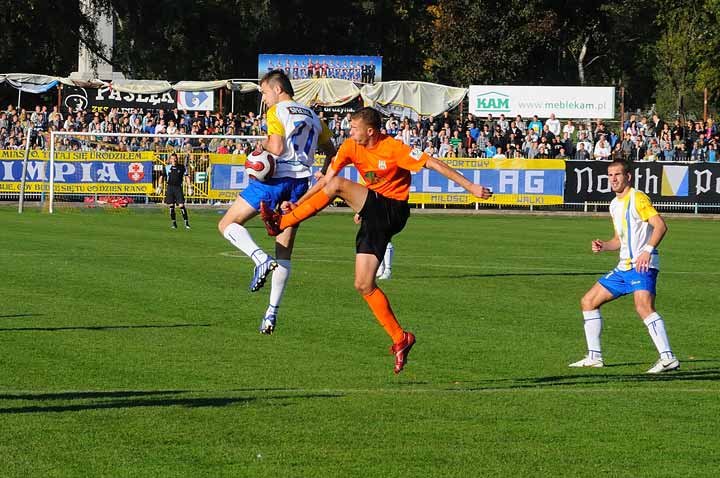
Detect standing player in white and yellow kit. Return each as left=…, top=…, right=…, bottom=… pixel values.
left=570, top=159, right=679, bottom=373
left=218, top=70, right=336, bottom=334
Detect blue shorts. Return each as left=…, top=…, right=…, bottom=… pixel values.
left=240, top=177, right=309, bottom=211
left=598, top=268, right=659, bottom=298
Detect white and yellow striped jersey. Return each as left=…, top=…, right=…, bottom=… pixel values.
left=266, top=101, right=331, bottom=178
left=609, top=188, right=660, bottom=271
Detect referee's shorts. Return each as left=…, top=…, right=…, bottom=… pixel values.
left=165, top=185, right=185, bottom=205
left=356, top=190, right=410, bottom=261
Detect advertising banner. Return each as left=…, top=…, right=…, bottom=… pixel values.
left=564, top=160, right=720, bottom=203
left=408, top=158, right=566, bottom=205
left=469, top=85, right=615, bottom=119
left=258, top=54, right=382, bottom=82
left=177, top=90, right=214, bottom=111
left=0, top=150, right=154, bottom=194
left=208, top=156, right=566, bottom=205
left=207, top=154, right=250, bottom=200
left=62, top=85, right=177, bottom=114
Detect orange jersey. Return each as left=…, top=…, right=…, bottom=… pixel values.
left=331, top=135, right=430, bottom=201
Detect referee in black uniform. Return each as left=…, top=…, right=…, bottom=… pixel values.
left=164, top=153, right=191, bottom=229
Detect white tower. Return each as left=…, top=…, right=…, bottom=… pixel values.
left=70, top=0, right=125, bottom=80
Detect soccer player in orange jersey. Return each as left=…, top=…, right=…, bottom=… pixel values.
left=261, top=107, right=492, bottom=373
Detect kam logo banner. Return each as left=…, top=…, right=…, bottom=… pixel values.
left=469, top=85, right=615, bottom=119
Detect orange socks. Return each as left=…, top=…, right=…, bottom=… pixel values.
left=279, top=189, right=332, bottom=230
left=363, top=287, right=404, bottom=343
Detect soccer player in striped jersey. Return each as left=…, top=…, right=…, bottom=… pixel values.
left=260, top=107, right=492, bottom=373
left=570, top=159, right=680, bottom=373
left=218, top=69, right=336, bottom=335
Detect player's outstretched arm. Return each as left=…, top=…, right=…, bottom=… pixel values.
left=424, top=157, right=492, bottom=199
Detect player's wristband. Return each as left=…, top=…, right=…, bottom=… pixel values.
left=642, top=244, right=655, bottom=254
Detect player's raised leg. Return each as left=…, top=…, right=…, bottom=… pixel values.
left=633, top=291, right=679, bottom=373
left=261, top=175, right=371, bottom=235
left=219, top=196, right=276, bottom=292
left=569, top=282, right=615, bottom=368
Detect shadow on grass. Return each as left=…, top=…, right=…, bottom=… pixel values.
left=0, top=314, right=43, bottom=319
left=406, top=271, right=606, bottom=280
left=0, top=389, right=342, bottom=414
left=0, top=323, right=212, bottom=332
left=464, top=361, right=720, bottom=391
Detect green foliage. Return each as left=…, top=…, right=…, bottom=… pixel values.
left=654, top=0, right=720, bottom=119
left=2, top=1, right=720, bottom=116
left=0, top=0, right=107, bottom=75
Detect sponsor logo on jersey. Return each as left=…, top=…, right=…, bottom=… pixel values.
left=409, top=148, right=423, bottom=160
left=364, top=171, right=382, bottom=185
left=287, top=106, right=312, bottom=116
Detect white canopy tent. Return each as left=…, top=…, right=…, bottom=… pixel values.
left=2, top=74, right=465, bottom=119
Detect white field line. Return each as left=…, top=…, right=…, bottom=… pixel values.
left=5, top=250, right=719, bottom=275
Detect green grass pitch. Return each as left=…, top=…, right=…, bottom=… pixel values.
left=1, top=206, right=718, bottom=477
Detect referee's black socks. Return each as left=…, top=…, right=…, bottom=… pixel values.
left=180, top=205, right=189, bottom=226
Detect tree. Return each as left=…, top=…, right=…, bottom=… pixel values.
left=0, top=0, right=107, bottom=75
left=654, top=0, right=709, bottom=119
left=423, top=0, right=559, bottom=86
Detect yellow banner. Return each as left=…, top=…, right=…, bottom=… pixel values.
left=0, top=182, right=154, bottom=194
left=0, top=150, right=156, bottom=161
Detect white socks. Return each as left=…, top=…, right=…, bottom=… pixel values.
left=222, top=223, right=268, bottom=266
left=582, top=309, right=603, bottom=359
left=383, top=242, right=394, bottom=273
left=581, top=310, right=675, bottom=361
left=644, top=312, right=675, bottom=360
left=223, top=224, right=292, bottom=321
left=266, top=259, right=291, bottom=317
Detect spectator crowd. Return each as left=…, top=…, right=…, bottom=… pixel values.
left=364, top=110, right=719, bottom=163
left=1, top=102, right=718, bottom=163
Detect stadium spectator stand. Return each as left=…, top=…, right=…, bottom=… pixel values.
left=1, top=102, right=717, bottom=162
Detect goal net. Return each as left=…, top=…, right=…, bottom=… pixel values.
left=27, top=131, right=265, bottom=212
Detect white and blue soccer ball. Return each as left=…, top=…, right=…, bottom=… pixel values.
left=244, top=150, right=275, bottom=181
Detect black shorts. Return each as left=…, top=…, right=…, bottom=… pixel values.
left=165, top=185, right=185, bottom=205
left=356, top=190, right=410, bottom=261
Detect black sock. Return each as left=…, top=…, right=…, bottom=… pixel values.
left=180, top=205, right=189, bottom=223
left=170, top=205, right=176, bottom=222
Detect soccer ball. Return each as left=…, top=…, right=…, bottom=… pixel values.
left=245, top=150, right=275, bottom=181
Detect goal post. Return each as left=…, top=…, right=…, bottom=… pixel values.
left=44, top=130, right=266, bottom=213
left=17, top=127, right=34, bottom=213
